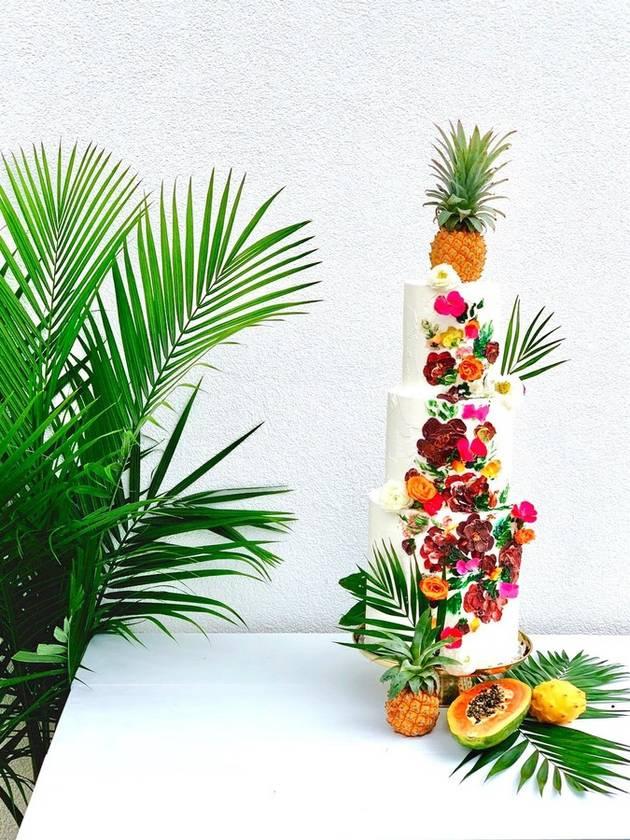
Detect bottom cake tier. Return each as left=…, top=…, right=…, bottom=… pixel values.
left=367, top=491, right=527, bottom=676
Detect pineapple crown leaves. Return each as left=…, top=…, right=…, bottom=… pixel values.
left=424, top=120, right=515, bottom=233
left=379, top=610, right=458, bottom=699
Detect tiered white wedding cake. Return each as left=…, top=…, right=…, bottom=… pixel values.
left=368, top=265, right=537, bottom=675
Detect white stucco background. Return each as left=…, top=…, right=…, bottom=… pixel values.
left=2, top=0, right=629, bottom=635
left=1, top=0, right=629, bottom=835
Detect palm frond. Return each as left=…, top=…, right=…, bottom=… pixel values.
left=338, top=542, right=428, bottom=653
left=501, top=295, right=568, bottom=380
left=98, top=174, right=320, bottom=427
left=452, top=720, right=630, bottom=796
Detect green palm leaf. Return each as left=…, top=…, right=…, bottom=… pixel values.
left=101, top=174, right=320, bottom=427
left=500, top=295, right=568, bottom=380
left=338, top=542, right=429, bottom=653
left=452, top=721, right=630, bottom=796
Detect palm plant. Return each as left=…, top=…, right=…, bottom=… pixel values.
left=0, top=143, right=319, bottom=824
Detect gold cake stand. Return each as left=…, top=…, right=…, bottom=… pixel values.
left=355, top=629, right=533, bottom=706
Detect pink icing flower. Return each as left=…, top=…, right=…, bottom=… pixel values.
left=512, top=501, right=538, bottom=523
left=456, top=557, right=480, bottom=575
left=440, top=626, right=464, bottom=649
left=462, top=403, right=490, bottom=422
left=465, top=321, right=479, bottom=339
left=455, top=345, right=474, bottom=359
left=499, top=582, right=519, bottom=599
left=457, top=436, right=487, bottom=462
left=434, top=291, right=467, bottom=318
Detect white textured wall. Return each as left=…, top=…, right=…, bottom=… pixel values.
left=2, top=0, right=630, bottom=669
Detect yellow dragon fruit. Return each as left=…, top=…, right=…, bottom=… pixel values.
left=530, top=679, right=586, bottom=724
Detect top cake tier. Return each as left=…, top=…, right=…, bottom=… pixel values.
left=402, top=273, right=501, bottom=397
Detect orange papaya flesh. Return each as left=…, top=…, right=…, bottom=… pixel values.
left=447, top=678, right=532, bottom=750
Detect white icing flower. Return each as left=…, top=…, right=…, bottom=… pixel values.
left=428, top=263, right=460, bottom=291
left=377, top=480, right=410, bottom=512
left=488, top=374, right=524, bottom=410
left=467, top=377, right=489, bottom=398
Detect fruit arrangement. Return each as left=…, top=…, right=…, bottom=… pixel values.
left=340, top=593, right=630, bottom=795
left=425, top=121, right=514, bottom=282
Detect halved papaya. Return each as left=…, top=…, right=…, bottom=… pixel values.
left=447, top=678, right=531, bottom=750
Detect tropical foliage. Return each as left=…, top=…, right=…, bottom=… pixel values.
left=0, top=143, right=319, bottom=824
left=501, top=296, right=567, bottom=380
left=338, top=542, right=428, bottom=651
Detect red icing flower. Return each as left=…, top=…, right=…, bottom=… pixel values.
left=423, top=492, right=445, bottom=515
left=420, top=526, right=456, bottom=572
left=444, top=473, right=489, bottom=513
left=499, top=541, right=523, bottom=583
left=417, top=417, right=467, bottom=468
left=440, top=626, right=464, bottom=649
left=463, top=582, right=506, bottom=623
left=485, top=341, right=500, bottom=364
left=457, top=514, right=495, bottom=555
left=423, top=351, right=456, bottom=386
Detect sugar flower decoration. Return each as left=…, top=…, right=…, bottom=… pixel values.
left=512, top=500, right=538, bottom=523
left=488, top=374, right=524, bottom=410
left=461, top=403, right=490, bottom=422
left=499, top=582, right=519, bottom=599
left=455, top=557, right=480, bottom=575
left=434, top=290, right=467, bottom=318
left=428, top=263, right=460, bottom=291
left=457, top=436, right=487, bottom=462
left=377, top=480, right=410, bottom=512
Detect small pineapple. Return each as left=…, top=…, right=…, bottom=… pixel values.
left=530, top=679, right=587, bottom=725
left=425, top=121, right=514, bottom=281
left=380, top=612, right=457, bottom=736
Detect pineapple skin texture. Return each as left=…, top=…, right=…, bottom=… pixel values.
left=430, top=229, right=486, bottom=282
left=385, top=688, right=440, bottom=736
left=530, top=679, right=587, bottom=725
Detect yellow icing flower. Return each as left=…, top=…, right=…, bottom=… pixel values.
left=431, top=615, right=437, bottom=629
left=470, top=617, right=480, bottom=632
left=451, top=459, right=466, bottom=474
left=481, top=459, right=502, bottom=479
left=436, top=326, right=464, bottom=348
left=490, top=567, right=502, bottom=581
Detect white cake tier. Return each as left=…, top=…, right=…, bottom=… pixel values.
left=385, top=386, right=514, bottom=498
left=367, top=491, right=522, bottom=676
left=402, top=276, right=501, bottom=393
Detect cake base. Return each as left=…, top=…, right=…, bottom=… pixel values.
left=355, top=629, right=533, bottom=706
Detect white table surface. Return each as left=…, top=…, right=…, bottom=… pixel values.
left=17, top=633, right=630, bottom=840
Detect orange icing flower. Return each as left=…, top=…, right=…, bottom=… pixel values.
left=406, top=474, right=437, bottom=503
left=420, top=576, right=449, bottom=601
left=470, top=616, right=480, bottom=632
left=515, top=528, right=536, bottom=545
left=489, top=567, right=502, bottom=581
left=451, top=459, right=466, bottom=474
left=481, top=459, right=502, bottom=479
left=458, top=355, right=485, bottom=382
